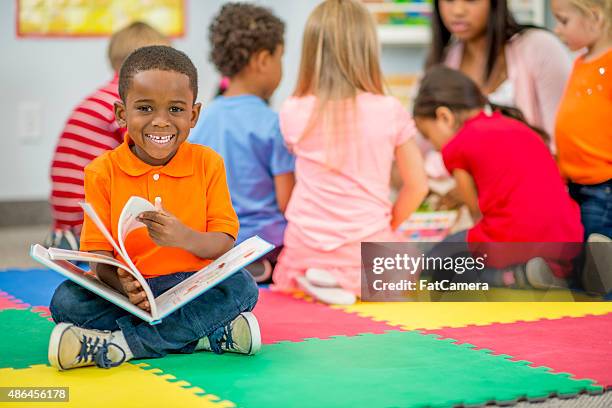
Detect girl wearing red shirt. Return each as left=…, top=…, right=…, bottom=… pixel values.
left=413, top=66, right=583, bottom=290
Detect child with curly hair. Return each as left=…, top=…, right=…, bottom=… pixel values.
left=189, top=3, right=294, bottom=283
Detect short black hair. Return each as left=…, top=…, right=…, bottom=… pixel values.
left=118, top=45, right=198, bottom=103
left=209, top=2, right=284, bottom=77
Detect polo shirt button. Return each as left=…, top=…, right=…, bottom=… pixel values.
left=153, top=173, right=160, bottom=181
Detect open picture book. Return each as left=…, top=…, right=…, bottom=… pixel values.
left=30, top=196, right=274, bottom=325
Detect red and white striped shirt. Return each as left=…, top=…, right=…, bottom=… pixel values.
left=50, top=75, right=125, bottom=232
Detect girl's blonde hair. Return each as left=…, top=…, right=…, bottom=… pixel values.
left=569, top=0, right=612, bottom=35
left=293, top=0, right=384, bottom=166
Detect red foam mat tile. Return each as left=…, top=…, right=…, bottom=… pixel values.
left=425, top=313, right=612, bottom=387
left=255, top=289, right=401, bottom=343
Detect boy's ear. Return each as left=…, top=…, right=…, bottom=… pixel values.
left=190, top=102, right=202, bottom=128
left=114, top=101, right=127, bottom=128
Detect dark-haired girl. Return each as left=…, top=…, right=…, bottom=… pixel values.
left=414, top=66, right=583, bottom=289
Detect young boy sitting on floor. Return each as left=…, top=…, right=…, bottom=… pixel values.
left=48, top=45, right=261, bottom=370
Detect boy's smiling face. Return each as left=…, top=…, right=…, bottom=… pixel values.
left=115, top=69, right=201, bottom=166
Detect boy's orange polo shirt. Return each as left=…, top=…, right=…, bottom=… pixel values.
left=80, top=136, right=239, bottom=278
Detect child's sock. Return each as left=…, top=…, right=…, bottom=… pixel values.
left=111, top=330, right=134, bottom=361
left=196, top=336, right=210, bottom=351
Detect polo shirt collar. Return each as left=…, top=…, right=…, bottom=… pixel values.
left=115, top=134, right=194, bottom=177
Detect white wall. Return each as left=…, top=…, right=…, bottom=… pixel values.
left=1, top=0, right=543, bottom=202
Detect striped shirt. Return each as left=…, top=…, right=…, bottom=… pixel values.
left=49, top=75, right=125, bottom=232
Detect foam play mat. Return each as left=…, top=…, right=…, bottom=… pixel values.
left=0, top=268, right=610, bottom=407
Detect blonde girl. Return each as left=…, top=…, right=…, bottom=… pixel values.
left=552, top=0, right=612, bottom=240
left=272, top=0, right=428, bottom=304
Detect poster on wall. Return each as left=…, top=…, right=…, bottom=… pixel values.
left=16, top=0, right=185, bottom=38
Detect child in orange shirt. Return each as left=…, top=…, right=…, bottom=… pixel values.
left=47, top=46, right=261, bottom=371
left=552, top=0, right=612, bottom=294
left=553, top=0, right=612, bottom=239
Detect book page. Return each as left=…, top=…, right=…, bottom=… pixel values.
left=47, top=248, right=142, bottom=280
left=398, top=211, right=459, bottom=242
left=80, top=202, right=124, bottom=256
left=30, top=244, right=155, bottom=323
left=116, top=196, right=159, bottom=319
left=155, top=236, right=274, bottom=319
left=117, top=196, right=156, bottom=243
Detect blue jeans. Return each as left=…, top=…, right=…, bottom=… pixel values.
left=569, top=179, right=612, bottom=240
left=49, top=269, right=259, bottom=359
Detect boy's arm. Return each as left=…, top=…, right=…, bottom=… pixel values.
left=391, top=139, right=429, bottom=230
left=274, top=172, right=295, bottom=213
left=452, top=169, right=482, bottom=223
left=270, top=119, right=295, bottom=214
left=90, top=250, right=123, bottom=292
left=137, top=209, right=235, bottom=259
left=182, top=231, right=235, bottom=259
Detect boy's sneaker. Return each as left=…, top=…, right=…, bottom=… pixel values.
left=583, top=233, right=612, bottom=295
left=197, top=312, right=261, bottom=355
left=525, top=257, right=569, bottom=290
left=49, top=323, right=126, bottom=370
left=244, top=259, right=272, bottom=283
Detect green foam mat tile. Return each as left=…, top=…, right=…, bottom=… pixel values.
left=0, top=309, right=55, bottom=369
left=137, top=330, right=602, bottom=407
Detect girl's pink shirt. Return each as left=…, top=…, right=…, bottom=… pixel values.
left=279, top=93, right=415, bottom=251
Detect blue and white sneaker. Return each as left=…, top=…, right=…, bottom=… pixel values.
left=197, top=312, right=261, bottom=356
left=48, top=323, right=126, bottom=370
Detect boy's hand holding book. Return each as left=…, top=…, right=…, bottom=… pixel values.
left=117, top=269, right=150, bottom=312
left=137, top=199, right=192, bottom=249
left=137, top=198, right=234, bottom=260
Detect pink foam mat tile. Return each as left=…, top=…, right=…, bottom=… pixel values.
left=425, top=313, right=612, bottom=388
left=255, top=289, right=402, bottom=343
left=0, top=291, right=30, bottom=310
left=31, top=305, right=53, bottom=321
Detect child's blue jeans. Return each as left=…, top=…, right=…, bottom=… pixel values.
left=49, top=269, right=259, bottom=359
left=569, top=179, right=612, bottom=240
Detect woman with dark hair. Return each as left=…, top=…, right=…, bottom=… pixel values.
left=426, top=0, right=571, bottom=139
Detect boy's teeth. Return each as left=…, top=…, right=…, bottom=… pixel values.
left=146, top=134, right=174, bottom=144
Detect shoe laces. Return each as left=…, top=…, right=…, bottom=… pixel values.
left=77, top=334, right=125, bottom=368
left=209, top=323, right=235, bottom=354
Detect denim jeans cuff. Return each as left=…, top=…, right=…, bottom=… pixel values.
left=238, top=294, right=259, bottom=313
left=116, top=316, right=148, bottom=359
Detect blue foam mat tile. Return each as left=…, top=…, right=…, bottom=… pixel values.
left=0, top=268, right=66, bottom=306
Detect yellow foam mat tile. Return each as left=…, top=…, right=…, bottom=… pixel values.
left=0, top=364, right=235, bottom=407
left=333, top=300, right=612, bottom=330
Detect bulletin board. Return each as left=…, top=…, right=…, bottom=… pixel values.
left=16, top=0, right=185, bottom=38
